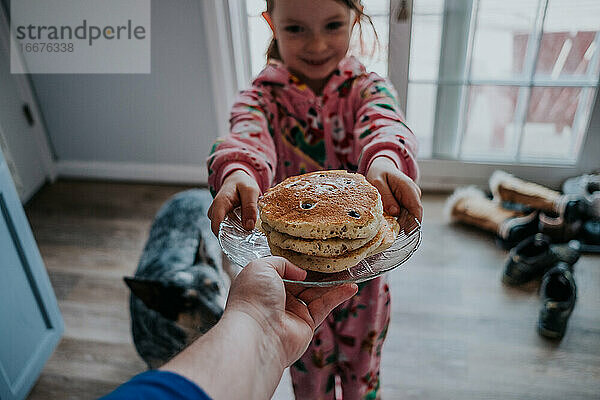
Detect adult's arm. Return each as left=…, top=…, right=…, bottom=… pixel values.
left=160, top=257, right=357, bottom=400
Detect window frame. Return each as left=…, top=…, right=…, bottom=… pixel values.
left=388, top=0, right=600, bottom=189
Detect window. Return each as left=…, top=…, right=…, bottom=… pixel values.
left=405, top=0, right=600, bottom=165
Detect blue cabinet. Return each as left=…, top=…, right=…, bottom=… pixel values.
left=0, top=148, right=63, bottom=399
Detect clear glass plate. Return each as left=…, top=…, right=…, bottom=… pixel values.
left=219, top=207, right=422, bottom=287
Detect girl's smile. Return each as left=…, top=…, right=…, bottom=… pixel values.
left=301, top=56, right=333, bottom=66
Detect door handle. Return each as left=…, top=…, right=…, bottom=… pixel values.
left=22, top=103, right=35, bottom=126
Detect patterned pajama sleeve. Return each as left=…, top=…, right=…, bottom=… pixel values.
left=352, top=76, right=419, bottom=182
left=206, top=86, right=278, bottom=196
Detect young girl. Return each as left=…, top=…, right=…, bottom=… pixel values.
left=207, top=0, right=421, bottom=398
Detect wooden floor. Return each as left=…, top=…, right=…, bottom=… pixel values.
left=25, top=180, right=600, bottom=400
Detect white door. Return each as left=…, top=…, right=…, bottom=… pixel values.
left=0, top=5, right=54, bottom=202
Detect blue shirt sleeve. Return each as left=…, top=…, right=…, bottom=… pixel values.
left=99, top=370, right=212, bottom=400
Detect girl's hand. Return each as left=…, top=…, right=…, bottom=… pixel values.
left=366, top=157, right=423, bottom=222
left=208, top=169, right=261, bottom=236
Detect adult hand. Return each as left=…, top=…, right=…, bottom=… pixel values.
left=226, top=256, right=358, bottom=367
left=366, top=156, right=423, bottom=222
left=207, top=169, right=261, bottom=236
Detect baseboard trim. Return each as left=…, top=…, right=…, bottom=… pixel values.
left=55, top=158, right=581, bottom=192
left=417, top=159, right=582, bottom=192
left=56, top=160, right=208, bottom=184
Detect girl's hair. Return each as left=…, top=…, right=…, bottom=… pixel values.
left=265, top=0, right=378, bottom=62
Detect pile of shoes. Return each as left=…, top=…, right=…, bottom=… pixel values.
left=445, top=171, right=600, bottom=340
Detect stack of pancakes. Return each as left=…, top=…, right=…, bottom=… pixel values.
left=258, top=170, right=400, bottom=273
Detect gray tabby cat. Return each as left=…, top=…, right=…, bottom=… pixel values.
left=124, top=189, right=225, bottom=368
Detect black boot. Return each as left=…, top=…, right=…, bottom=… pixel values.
left=502, top=234, right=580, bottom=286
left=538, top=263, right=577, bottom=339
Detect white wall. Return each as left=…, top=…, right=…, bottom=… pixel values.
left=28, top=0, right=220, bottom=183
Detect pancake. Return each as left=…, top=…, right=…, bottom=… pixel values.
left=261, top=221, right=375, bottom=256
left=258, top=170, right=383, bottom=240
left=268, top=222, right=387, bottom=273
left=368, top=214, right=400, bottom=256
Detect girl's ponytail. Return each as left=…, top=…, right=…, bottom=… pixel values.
left=265, top=0, right=281, bottom=61
left=267, top=38, right=282, bottom=61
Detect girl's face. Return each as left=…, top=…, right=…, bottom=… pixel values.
left=267, top=0, right=353, bottom=92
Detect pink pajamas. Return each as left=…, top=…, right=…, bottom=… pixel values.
left=207, top=56, right=418, bottom=399
left=290, top=277, right=391, bottom=400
